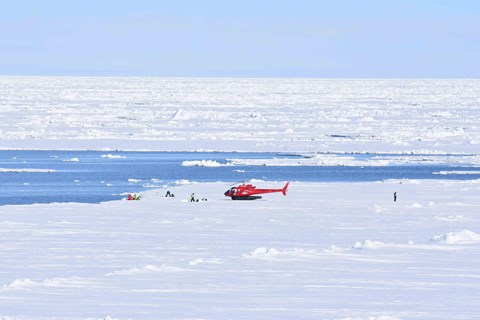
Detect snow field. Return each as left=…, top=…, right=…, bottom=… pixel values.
left=1, top=180, right=479, bottom=319
left=1, top=77, right=479, bottom=153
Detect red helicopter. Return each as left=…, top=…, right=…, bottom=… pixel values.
left=224, top=181, right=289, bottom=200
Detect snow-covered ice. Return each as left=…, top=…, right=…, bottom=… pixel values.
left=181, top=159, right=228, bottom=167
left=227, top=153, right=480, bottom=167
left=101, top=154, right=127, bottom=159
left=1, top=76, right=480, bottom=319
left=127, top=179, right=142, bottom=183
left=1, top=77, right=479, bottom=153
left=1, top=179, right=480, bottom=319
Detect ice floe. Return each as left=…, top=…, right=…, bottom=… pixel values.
left=174, top=179, right=197, bottom=185
left=101, top=154, right=127, bottom=159
left=181, top=160, right=227, bottom=167
left=433, top=170, right=480, bottom=175
left=0, top=168, right=55, bottom=173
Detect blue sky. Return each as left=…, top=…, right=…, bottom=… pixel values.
left=1, top=0, right=479, bottom=77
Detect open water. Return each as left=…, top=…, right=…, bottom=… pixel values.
left=1, top=150, right=479, bottom=206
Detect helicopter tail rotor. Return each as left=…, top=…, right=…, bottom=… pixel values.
left=282, top=182, right=290, bottom=196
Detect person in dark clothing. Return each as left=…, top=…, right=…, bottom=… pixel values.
left=394, top=191, right=397, bottom=202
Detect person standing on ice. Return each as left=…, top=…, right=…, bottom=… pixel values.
left=394, top=191, right=397, bottom=202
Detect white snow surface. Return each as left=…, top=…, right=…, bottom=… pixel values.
left=1, top=179, right=480, bottom=319
left=1, top=77, right=480, bottom=153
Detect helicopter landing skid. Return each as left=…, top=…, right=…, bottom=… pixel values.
left=231, top=196, right=263, bottom=200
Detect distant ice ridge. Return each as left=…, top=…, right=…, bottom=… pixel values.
left=434, top=170, right=480, bottom=175
left=228, top=154, right=390, bottom=166
left=227, top=153, right=480, bottom=167
left=178, top=153, right=480, bottom=168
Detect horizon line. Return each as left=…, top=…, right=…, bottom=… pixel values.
left=1, top=74, right=479, bottom=80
